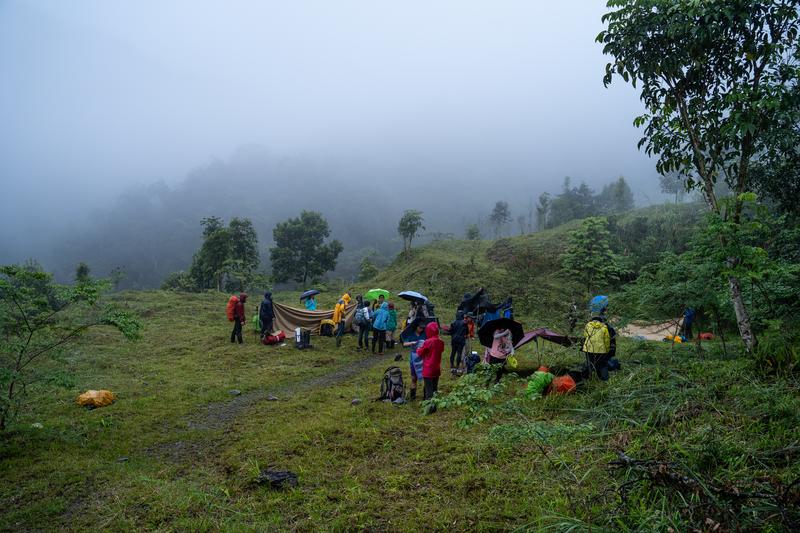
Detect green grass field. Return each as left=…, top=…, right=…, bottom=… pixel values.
left=2, top=289, right=799, bottom=531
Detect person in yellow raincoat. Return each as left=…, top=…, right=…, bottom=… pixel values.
left=582, top=295, right=616, bottom=381
left=333, top=292, right=351, bottom=347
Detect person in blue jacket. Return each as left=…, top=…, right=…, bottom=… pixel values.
left=304, top=295, right=317, bottom=311
left=371, top=302, right=390, bottom=355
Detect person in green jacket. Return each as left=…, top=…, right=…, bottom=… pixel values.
left=386, top=301, right=398, bottom=348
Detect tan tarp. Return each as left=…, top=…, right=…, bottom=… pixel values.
left=272, top=302, right=357, bottom=336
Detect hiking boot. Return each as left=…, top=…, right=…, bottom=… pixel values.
left=409, top=388, right=417, bottom=400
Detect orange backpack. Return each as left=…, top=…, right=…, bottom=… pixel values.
left=547, top=375, right=577, bottom=395
left=226, top=295, right=239, bottom=321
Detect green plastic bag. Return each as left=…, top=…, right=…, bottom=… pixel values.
left=525, top=371, right=554, bottom=399
left=252, top=314, right=261, bottom=332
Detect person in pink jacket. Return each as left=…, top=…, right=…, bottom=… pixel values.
left=417, top=322, right=445, bottom=400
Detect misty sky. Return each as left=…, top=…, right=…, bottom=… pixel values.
left=1, top=1, right=659, bottom=262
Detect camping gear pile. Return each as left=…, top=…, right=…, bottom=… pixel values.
left=76, top=389, right=116, bottom=409
left=261, top=330, right=286, bottom=345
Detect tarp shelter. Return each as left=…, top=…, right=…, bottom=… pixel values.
left=515, top=328, right=577, bottom=349
left=273, top=302, right=357, bottom=336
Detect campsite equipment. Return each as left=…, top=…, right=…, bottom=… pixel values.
left=547, top=375, right=577, bottom=395
left=226, top=295, right=239, bottom=321
left=378, top=366, right=405, bottom=402
left=525, top=371, right=554, bottom=398
left=515, top=328, right=575, bottom=349
left=319, top=319, right=335, bottom=337
left=465, top=351, right=481, bottom=373
left=76, top=390, right=116, bottom=409
left=262, top=330, right=286, bottom=345
left=699, top=332, right=714, bottom=341
left=507, top=355, right=518, bottom=369
left=294, top=327, right=312, bottom=349
left=300, top=289, right=320, bottom=300
left=272, top=301, right=356, bottom=336
left=478, top=318, right=524, bottom=348
left=589, top=295, right=609, bottom=315
left=364, top=288, right=391, bottom=301
left=398, top=290, right=428, bottom=303
left=256, top=469, right=298, bottom=490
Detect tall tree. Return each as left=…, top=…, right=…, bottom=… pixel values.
left=187, top=216, right=260, bottom=291
left=598, top=0, right=800, bottom=351
left=536, top=192, right=551, bottom=231
left=397, top=210, right=425, bottom=252
left=270, top=211, right=343, bottom=284
left=489, top=201, right=511, bottom=237
left=659, top=172, right=688, bottom=204
left=598, top=176, right=635, bottom=213
left=561, top=217, right=622, bottom=296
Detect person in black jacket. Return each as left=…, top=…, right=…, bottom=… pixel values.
left=448, top=310, right=468, bottom=374
left=259, top=292, right=275, bottom=337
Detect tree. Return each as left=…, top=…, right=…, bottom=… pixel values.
left=489, top=201, right=511, bottom=237
left=536, top=192, right=551, bottom=231
left=270, top=211, right=343, bottom=284
left=561, top=217, right=622, bottom=296
left=466, top=224, right=481, bottom=240
left=398, top=210, right=425, bottom=252
left=74, top=262, right=90, bottom=284
left=598, top=0, right=800, bottom=351
left=659, top=172, right=688, bottom=204
left=516, top=215, right=527, bottom=235
left=0, top=264, right=140, bottom=430
left=186, top=217, right=261, bottom=291
left=358, top=252, right=379, bottom=282
left=598, top=176, right=635, bottom=213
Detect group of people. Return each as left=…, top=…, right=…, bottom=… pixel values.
left=350, top=294, right=399, bottom=354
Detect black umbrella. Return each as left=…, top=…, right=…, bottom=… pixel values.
left=478, top=317, right=524, bottom=348
left=300, top=289, right=320, bottom=300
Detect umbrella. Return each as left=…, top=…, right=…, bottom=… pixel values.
left=300, top=289, right=320, bottom=300
left=398, top=290, right=428, bottom=303
left=364, top=288, right=391, bottom=300
left=478, top=317, right=525, bottom=348
left=515, top=328, right=575, bottom=349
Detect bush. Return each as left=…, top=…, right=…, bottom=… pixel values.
left=753, top=320, right=800, bottom=373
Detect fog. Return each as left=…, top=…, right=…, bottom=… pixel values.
left=0, top=1, right=663, bottom=285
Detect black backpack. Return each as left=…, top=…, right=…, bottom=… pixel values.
left=379, top=366, right=405, bottom=402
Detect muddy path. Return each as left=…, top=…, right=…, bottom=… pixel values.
left=147, top=353, right=394, bottom=464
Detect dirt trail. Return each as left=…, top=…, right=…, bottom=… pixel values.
left=148, top=353, right=394, bottom=463
left=619, top=320, right=681, bottom=341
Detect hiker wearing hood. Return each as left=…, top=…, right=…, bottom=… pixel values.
left=582, top=296, right=616, bottom=381
left=448, top=311, right=468, bottom=374
left=230, top=292, right=248, bottom=344
left=259, top=292, right=275, bottom=337
left=386, top=302, right=398, bottom=348
left=333, top=293, right=351, bottom=347
left=417, top=322, right=445, bottom=400
left=485, top=328, right=514, bottom=383
left=402, top=320, right=427, bottom=400
left=371, top=302, right=390, bottom=355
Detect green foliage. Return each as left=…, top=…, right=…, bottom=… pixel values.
left=185, top=216, right=261, bottom=291
left=596, top=176, right=634, bottom=213
left=357, top=252, right=379, bottom=282
left=0, top=264, right=140, bottom=430
left=424, top=365, right=518, bottom=427
left=544, top=176, right=635, bottom=229
left=465, top=224, right=481, bottom=240
left=753, top=319, right=800, bottom=373
left=74, top=262, right=90, bottom=284
left=397, top=209, right=425, bottom=252
left=160, top=270, right=196, bottom=291
left=270, top=211, right=343, bottom=284
left=561, top=217, right=623, bottom=295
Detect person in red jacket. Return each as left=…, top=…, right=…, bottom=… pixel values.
left=417, top=322, right=445, bottom=401
left=230, top=292, right=248, bottom=344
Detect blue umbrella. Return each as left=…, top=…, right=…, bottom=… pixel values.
left=300, top=289, right=320, bottom=300
left=398, top=290, right=428, bottom=303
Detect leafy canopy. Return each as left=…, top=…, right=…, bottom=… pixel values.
left=270, top=211, right=343, bottom=284
left=397, top=210, right=425, bottom=252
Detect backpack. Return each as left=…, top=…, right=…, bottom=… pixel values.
left=226, top=296, right=239, bottom=321
left=379, top=366, right=405, bottom=402
left=294, top=327, right=312, bottom=350
left=319, top=320, right=335, bottom=337
left=465, top=351, right=481, bottom=374
left=261, top=330, right=286, bottom=345
left=582, top=320, right=611, bottom=354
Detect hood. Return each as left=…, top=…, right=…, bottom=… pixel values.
left=263, top=291, right=272, bottom=300
left=425, top=321, right=439, bottom=338
left=589, top=295, right=608, bottom=315
left=586, top=320, right=607, bottom=330
left=239, top=292, right=248, bottom=302
left=342, top=293, right=351, bottom=305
